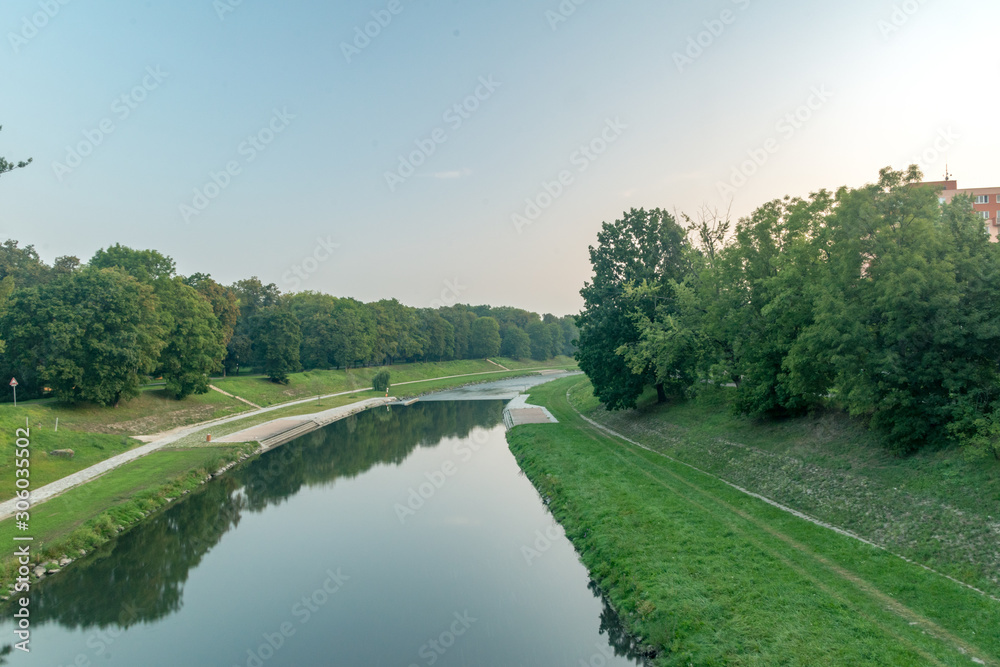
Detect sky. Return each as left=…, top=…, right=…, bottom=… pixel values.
left=1, top=0, right=998, bottom=316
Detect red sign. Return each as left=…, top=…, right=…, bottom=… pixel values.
left=8, top=378, right=17, bottom=387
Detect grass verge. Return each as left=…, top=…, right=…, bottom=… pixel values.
left=0, top=444, right=254, bottom=591
left=506, top=377, right=1000, bottom=665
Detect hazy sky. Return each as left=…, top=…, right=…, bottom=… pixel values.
left=2, top=0, right=998, bottom=315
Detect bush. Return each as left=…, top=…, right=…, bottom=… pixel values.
left=372, top=370, right=391, bottom=393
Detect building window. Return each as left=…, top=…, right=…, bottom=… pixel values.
left=975, top=195, right=990, bottom=204
left=938, top=197, right=946, bottom=204
left=980, top=211, right=990, bottom=219
left=997, top=195, right=1000, bottom=203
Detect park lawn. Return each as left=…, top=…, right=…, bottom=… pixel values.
left=0, top=408, right=143, bottom=501
left=0, top=445, right=249, bottom=581
left=9, top=386, right=249, bottom=436
left=507, top=378, right=1000, bottom=666
left=213, top=357, right=577, bottom=407
left=574, top=382, right=1000, bottom=600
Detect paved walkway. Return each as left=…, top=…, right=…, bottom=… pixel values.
left=0, top=385, right=378, bottom=519
left=0, top=366, right=575, bottom=520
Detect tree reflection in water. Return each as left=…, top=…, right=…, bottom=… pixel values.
left=15, top=401, right=504, bottom=631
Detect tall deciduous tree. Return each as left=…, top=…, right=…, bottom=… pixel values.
left=577, top=208, right=689, bottom=409
left=469, top=317, right=501, bottom=358
left=155, top=277, right=226, bottom=398
left=253, top=307, right=301, bottom=383
left=2, top=267, right=163, bottom=406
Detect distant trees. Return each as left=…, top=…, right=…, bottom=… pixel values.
left=0, top=240, right=578, bottom=404
left=3, top=268, right=163, bottom=406
left=575, top=168, right=1000, bottom=456
left=469, top=317, right=501, bottom=358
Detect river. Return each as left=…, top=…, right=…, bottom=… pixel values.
left=0, top=388, right=647, bottom=666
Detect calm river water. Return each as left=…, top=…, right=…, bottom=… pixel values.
left=0, top=399, right=646, bottom=666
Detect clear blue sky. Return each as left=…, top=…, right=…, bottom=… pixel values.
left=2, top=0, right=998, bottom=315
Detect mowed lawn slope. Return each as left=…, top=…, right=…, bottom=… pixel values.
left=506, top=378, right=1000, bottom=666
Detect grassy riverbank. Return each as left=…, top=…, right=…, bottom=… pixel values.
left=0, top=443, right=254, bottom=589
left=0, top=360, right=576, bottom=591
left=0, top=358, right=577, bottom=500
left=506, top=377, right=1000, bottom=665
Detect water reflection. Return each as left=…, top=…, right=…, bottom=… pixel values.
left=19, top=402, right=505, bottom=630
left=2, top=400, right=649, bottom=664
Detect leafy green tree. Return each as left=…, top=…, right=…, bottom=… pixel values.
left=253, top=307, right=301, bottom=383
left=417, top=309, right=455, bottom=361
left=0, top=126, right=31, bottom=178
left=440, top=306, right=477, bottom=359
left=0, top=240, right=49, bottom=287
left=2, top=268, right=163, bottom=406
left=89, top=244, right=176, bottom=283
left=791, top=167, right=1000, bottom=452
left=155, top=278, right=226, bottom=398
left=469, top=316, right=501, bottom=358
left=526, top=321, right=553, bottom=360
left=185, top=273, right=239, bottom=355
left=500, top=323, right=531, bottom=359
left=577, top=208, right=689, bottom=408
left=372, top=369, right=391, bottom=393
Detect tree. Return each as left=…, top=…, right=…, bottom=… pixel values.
left=155, top=278, right=226, bottom=398
left=469, top=317, right=501, bottom=358
left=372, top=370, right=391, bottom=393
left=253, top=307, right=301, bottom=383
left=185, top=273, right=239, bottom=354
left=2, top=267, right=163, bottom=406
left=500, top=324, right=531, bottom=359
left=526, top=321, right=553, bottom=361
left=90, top=244, right=176, bottom=283
left=0, top=126, right=32, bottom=178
left=577, top=208, right=689, bottom=409
left=0, top=240, right=49, bottom=287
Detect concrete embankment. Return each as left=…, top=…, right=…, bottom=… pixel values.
left=215, top=397, right=392, bottom=450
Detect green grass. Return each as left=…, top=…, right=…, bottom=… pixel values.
left=212, top=357, right=576, bottom=407
left=0, top=409, right=144, bottom=500
left=507, top=378, right=1000, bottom=666
left=577, top=383, right=1000, bottom=601
left=0, top=444, right=252, bottom=588
left=3, top=386, right=249, bottom=437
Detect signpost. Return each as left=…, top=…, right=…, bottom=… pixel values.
left=9, top=378, right=17, bottom=407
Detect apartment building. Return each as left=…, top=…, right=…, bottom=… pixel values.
left=922, top=179, right=1000, bottom=241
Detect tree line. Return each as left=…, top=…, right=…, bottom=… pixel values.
left=576, top=167, right=1000, bottom=458
left=0, top=242, right=577, bottom=406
